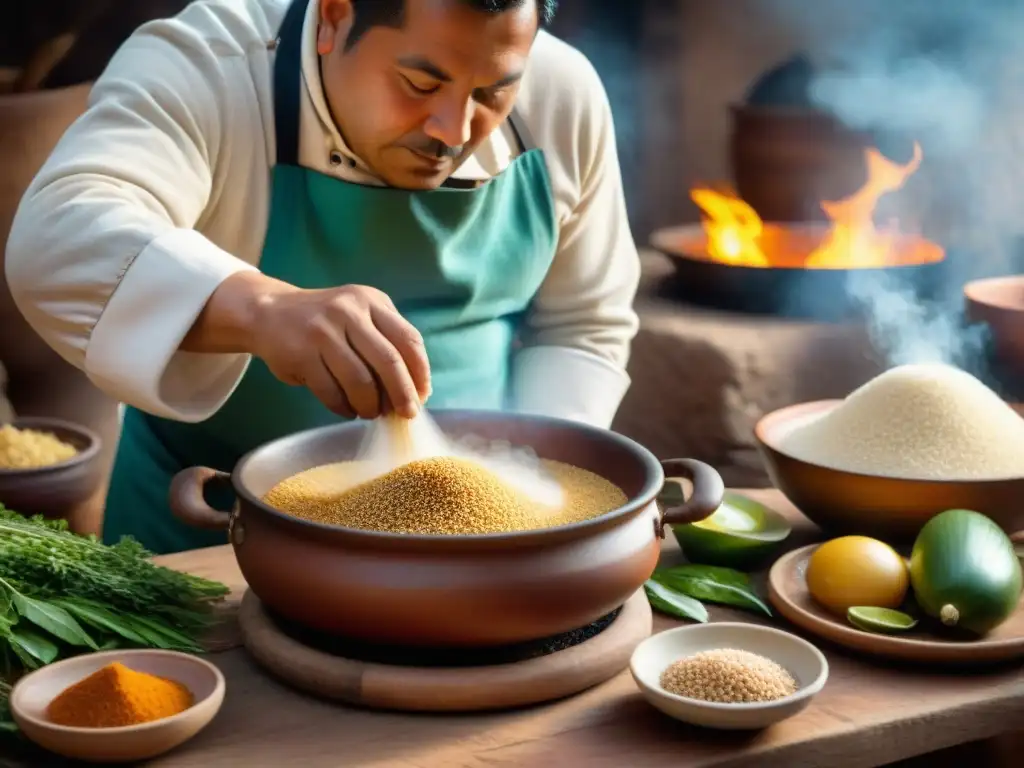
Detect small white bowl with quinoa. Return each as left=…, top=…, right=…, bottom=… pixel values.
left=629, top=622, right=828, bottom=730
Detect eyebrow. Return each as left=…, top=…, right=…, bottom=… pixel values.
left=398, top=56, right=452, bottom=82
left=397, top=55, right=524, bottom=90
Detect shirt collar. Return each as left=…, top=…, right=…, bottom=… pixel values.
left=299, top=0, right=370, bottom=175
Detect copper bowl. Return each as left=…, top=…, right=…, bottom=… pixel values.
left=0, top=417, right=104, bottom=517
left=755, top=400, right=1024, bottom=543
left=965, top=275, right=1024, bottom=375
left=169, top=410, right=724, bottom=648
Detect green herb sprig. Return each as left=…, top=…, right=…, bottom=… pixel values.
left=0, top=505, right=229, bottom=734
left=644, top=564, right=772, bottom=623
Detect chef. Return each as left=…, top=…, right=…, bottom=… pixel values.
left=5, top=0, right=641, bottom=554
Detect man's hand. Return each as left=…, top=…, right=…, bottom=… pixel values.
left=182, top=272, right=430, bottom=419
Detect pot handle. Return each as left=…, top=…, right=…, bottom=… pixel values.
left=169, top=467, right=234, bottom=531
left=656, top=458, right=725, bottom=537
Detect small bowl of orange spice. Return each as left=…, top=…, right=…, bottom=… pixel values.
left=9, top=649, right=225, bottom=763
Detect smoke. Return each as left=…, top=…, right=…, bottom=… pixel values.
left=756, top=0, right=1024, bottom=375
left=845, top=270, right=987, bottom=373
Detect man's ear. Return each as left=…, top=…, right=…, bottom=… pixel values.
left=318, top=0, right=354, bottom=55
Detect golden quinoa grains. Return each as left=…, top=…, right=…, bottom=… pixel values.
left=0, top=424, right=79, bottom=469
left=659, top=649, right=798, bottom=704
left=263, top=456, right=627, bottom=535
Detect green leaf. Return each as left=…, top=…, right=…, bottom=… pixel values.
left=52, top=598, right=146, bottom=645
left=123, top=615, right=202, bottom=652
left=11, top=593, right=98, bottom=649
left=644, top=580, right=708, bottom=623
left=114, top=617, right=173, bottom=649
left=0, top=582, right=13, bottom=621
left=9, top=626, right=60, bottom=665
left=8, top=642, right=37, bottom=670
left=652, top=565, right=772, bottom=617
left=0, top=585, right=15, bottom=644
left=663, top=564, right=754, bottom=586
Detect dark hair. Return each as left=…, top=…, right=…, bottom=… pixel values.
left=346, top=0, right=557, bottom=51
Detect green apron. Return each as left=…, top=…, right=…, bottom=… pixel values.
left=101, top=0, right=557, bottom=554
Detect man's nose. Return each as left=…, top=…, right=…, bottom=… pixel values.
left=423, top=97, right=472, bottom=150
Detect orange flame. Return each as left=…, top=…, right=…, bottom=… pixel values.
left=690, top=188, right=770, bottom=266
left=691, top=142, right=945, bottom=269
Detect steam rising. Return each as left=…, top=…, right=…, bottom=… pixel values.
left=756, top=0, right=1024, bottom=374
left=845, top=270, right=986, bottom=370
left=352, top=412, right=565, bottom=508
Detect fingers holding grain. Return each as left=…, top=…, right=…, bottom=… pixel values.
left=371, top=306, right=431, bottom=402
left=302, top=358, right=355, bottom=418
left=347, top=318, right=420, bottom=419
left=321, top=335, right=381, bottom=419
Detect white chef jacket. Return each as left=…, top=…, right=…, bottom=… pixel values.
left=5, top=0, right=641, bottom=429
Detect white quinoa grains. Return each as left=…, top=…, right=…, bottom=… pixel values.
left=262, top=456, right=627, bottom=535
left=659, top=649, right=798, bottom=704
left=777, top=363, right=1024, bottom=480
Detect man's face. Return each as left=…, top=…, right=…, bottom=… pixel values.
left=318, top=0, right=539, bottom=190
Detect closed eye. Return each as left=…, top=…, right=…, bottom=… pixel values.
left=402, top=74, right=439, bottom=96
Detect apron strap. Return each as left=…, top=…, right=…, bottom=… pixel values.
left=272, top=0, right=307, bottom=167
left=506, top=108, right=537, bottom=153
left=272, top=0, right=537, bottom=167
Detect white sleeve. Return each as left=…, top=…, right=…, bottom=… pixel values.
left=4, top=21, right=258, bottom=422
left=510, top=59, right=641, bottom=429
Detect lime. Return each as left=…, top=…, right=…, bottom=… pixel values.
left=846, top=606, right=918, bottom=634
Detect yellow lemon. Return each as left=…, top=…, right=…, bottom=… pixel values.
left=806, top=535, right=909, bottom=615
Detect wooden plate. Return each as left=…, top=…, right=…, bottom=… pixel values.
left=767, top=544, right=1024, bottom=665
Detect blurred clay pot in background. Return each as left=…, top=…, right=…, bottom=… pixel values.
left=729, top=104, right=873, bottom=224
left=0, top=78, right=120, bottom=534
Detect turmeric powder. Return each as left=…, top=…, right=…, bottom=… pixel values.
left=46, top=662, right=193, bottom=728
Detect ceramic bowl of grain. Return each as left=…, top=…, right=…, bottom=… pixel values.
left=10, top=649, right=225, bottom=763
left=755, top=364, right=1024, bottom=542
left=0, top=416, right=104, bottom=517
left=630, top=622, right=828, bottom=730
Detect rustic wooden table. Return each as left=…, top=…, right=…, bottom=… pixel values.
left=7, top=489, right=1024, bottom=767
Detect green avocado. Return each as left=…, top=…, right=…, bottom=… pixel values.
left=671, top=491, right=792, bottom=569
left=909, top=509, right=1023, bottom=636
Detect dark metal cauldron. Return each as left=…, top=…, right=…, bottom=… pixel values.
left=169, top=411, right=724, bottom=648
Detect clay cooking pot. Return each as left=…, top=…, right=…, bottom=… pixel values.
left=169, top=411, right=724, bottom=648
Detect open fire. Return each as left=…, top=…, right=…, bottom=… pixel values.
left=690, top=143, right=946, bottom=270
